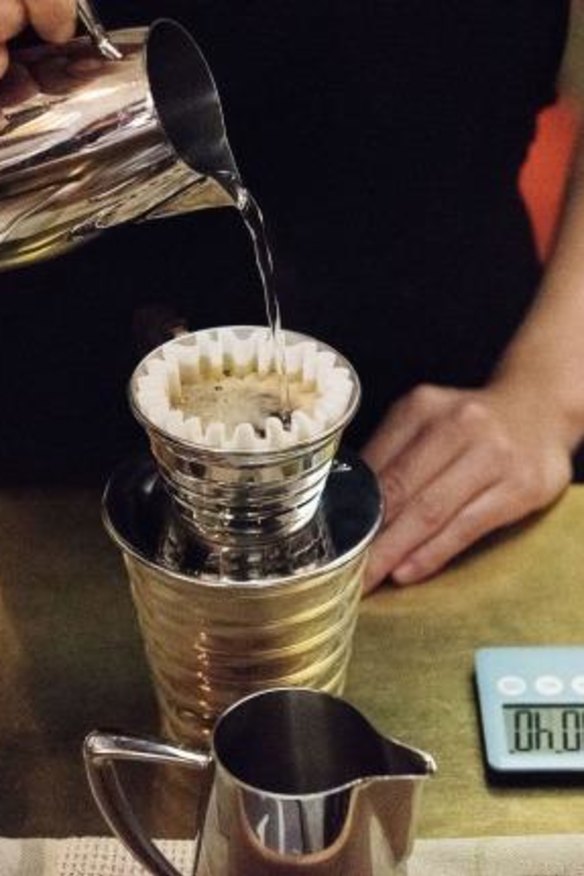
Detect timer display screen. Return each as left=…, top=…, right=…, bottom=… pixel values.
left=504, top=704, right=584, bottom=755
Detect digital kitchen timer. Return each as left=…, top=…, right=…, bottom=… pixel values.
left=475, top=647, right=584, bottom=775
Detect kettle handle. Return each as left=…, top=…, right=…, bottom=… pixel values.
left=83, top=730, right=213, bottom=876
left=76, top=0, right=123, bottom=60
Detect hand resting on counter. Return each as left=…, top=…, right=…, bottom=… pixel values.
left=361, top=380, right=574, bottom=590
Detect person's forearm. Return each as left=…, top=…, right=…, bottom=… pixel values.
left=492, top=121, right=584, bottom=453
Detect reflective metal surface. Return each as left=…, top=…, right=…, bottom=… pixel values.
left=103, top=451, right=382, bottom=745
left=129, top=328, right=361, bottom=545
left=0, top=18, right=238, bottom=269
left=84, top=688, right=436, bottom=876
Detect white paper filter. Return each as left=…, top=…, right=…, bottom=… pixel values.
left=134, top=327, right=356, bottom=450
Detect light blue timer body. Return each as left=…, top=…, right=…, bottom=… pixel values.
left=475, top=647, right=584, bottom=774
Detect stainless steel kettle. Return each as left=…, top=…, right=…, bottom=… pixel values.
left=0, top=0, right=241, bottom=270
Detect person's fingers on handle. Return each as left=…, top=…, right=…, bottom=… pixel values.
left=0, top=0, right=28, bottom=43
left=24, top=0, right=76, bottom=42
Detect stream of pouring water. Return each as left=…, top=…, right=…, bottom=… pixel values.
left=231, top=181, right=292, bottom=426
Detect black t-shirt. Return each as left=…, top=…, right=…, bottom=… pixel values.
left=0, top=1, right=569, bottom=481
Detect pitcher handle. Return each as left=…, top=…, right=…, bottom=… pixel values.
left=83, top=730, right=213, bottom=876
left=76, top=0, right=123, bottom=60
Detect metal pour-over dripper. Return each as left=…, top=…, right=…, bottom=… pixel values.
left=0, top=4, right=240, bottom=269
left=129, top=326, right=362, bottom=545
left=102, top=325, right=382, bottom=746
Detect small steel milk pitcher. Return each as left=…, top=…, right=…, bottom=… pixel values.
left=84, top=688, right=436, bottom=876
left=0, top=0, right=239, bottom=269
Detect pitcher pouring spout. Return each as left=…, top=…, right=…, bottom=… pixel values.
left=0, top=8, right=240, bottom=270
left=84, top=688, right=436, bottom=876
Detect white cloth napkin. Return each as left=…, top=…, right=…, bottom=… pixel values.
left=0, top=837, right=193, bottom=876
left=410, top=835, right=584, bottom=875
left=2, top=834, right=584, bottom=875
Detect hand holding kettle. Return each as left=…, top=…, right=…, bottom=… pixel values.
left=0, top=3, right=240, bottom=268
left=0, top=0, right=76, bottom=75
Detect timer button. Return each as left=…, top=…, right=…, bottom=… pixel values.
left=497, top=675, right=527, bottom=696
left=571, top=675, right=584, bottom=695
left=534, top=675, right=564, bottom=696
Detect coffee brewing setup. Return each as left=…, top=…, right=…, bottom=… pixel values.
left=105, top=325, right=382, bottom=746
left=0, top=6, right=438, bottom=874
left=0, top=0, right=384, bottom=737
